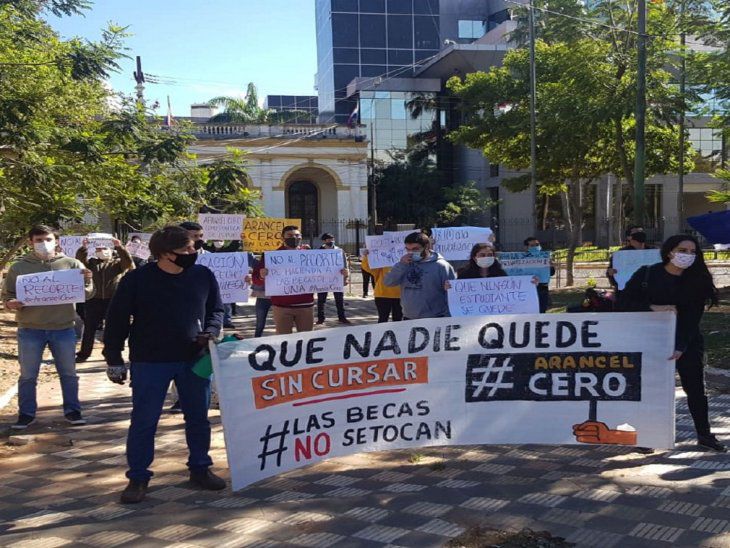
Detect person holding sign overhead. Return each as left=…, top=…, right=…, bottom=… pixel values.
left=103, top=225, right=226, bottom=503
left=384, top=231, right=456, bottom=320
left=2, top=225, right=94, bottom=430
left=74, top=237, right=134, bottom=363
left=619, top=235, right=725, bottom=453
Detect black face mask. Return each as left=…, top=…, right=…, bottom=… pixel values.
left=172, top=252, right=197, bottom=269
left=630, top=232, right=647, bottom=244
left=284, top=237, right=302, bottom=248
left=193, top=240, right=204, bottom=250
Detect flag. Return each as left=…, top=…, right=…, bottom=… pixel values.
left=346, top=102, right=359, bottom=128
left=687, top=210, right=730, bottom=244
left=166, top=95, right=175, bottom=127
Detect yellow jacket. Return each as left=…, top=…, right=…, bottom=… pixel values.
left=361, top=255, right=401, bottom=299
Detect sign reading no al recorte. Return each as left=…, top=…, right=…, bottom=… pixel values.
left=16, top=269, right=86, bottom=306
left=211, top=312, right=676, bottom=490
left=264, top=249, right=345, bottom=296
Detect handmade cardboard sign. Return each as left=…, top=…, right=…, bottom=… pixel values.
left=497, top=251, right=552, bottom=283
left=243, top=218, right=301, bottom=252
left=211, top=312, right=676, bottom=490
left=365, top=229, right=420, bottom=269
left=612, top=249, right=662, bottom=290
left=432, top=227, right=493, bottom=261
left=264, top=249, right=345, bottom=296
left=448, top=276, right=539, bottom=316
left=16, top=269, right=86, bottom=306
left=59, top=236, right=85, bottom=259
left=198, top=214, right=246, bottom=241
left=197, top=252, right=250, bottom=303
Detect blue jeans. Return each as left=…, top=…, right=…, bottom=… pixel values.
left=255, top=298, right=271, bottom=337
left=17, top=328, right=80, bottom=417
left=127, top=362, right=213, bottom=482
left=223, top=303, right=233, bottom=325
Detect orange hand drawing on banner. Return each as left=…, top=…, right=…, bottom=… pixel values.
left=572, top=421, right=637, bottom=445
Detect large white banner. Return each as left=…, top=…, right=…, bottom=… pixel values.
left=448, top=276, right=539, bottom=317
left=612, top=249, right=662, bottom=290
left=432, top=226, right=493, bottom=261
left=198, top=213, right=245, bottom=241
left=197, top=252, right=250, bottom=304
left=264, top=249, right=345, bottom=296
left=212, top=312, right=676, bottom=490
left=16, top=269, right=86, bottom=306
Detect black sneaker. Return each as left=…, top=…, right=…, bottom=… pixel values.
left=65, top=411, right=86, bottom=426
left=120, top=479, right=148, bottom=504
left=338, top=318, right=352, bottom=324
left=11, top=414, right=35, bottom=430
left=697, top=434, right=727, bottom=453
left=316, top=319, right=325, bottom=325
left=169, top=401, right=182, bottom=414
left=189, top=469, right=226, bottom=491
left=75, top=353, right=90, bottom=363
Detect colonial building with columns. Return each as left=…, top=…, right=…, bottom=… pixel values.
left=188, top=123, right=369, bottom=248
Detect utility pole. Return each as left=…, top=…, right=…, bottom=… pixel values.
left=133, top=56, right=145, bottom=105
left=369, top=107, right=377, bottom=229
left=528, top=0, right=538, bottom=231
left=633, top=0, right=647, bottom=226
left=677, top=0, right=686, bottom=232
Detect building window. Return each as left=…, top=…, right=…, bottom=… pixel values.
left=688, top=127, right=724, bottom=171
left=489, top=163, right=500, bottom=177
left=458, top=19, right=486, bottom=40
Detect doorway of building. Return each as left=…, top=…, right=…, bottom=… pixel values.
left=287, top=180, right=319, bottom=238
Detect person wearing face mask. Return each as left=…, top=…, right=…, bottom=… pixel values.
left=606, top=226, right=653, bottom=290
left=2, top=225, right=95, bottom=430
left=316, top=233, right=351, bottom=325
left=619, top=235, right=725, bottom=453
left=383, top=231, right=456, bottom=320
left=524, top=237, right=555, bottom=313
left=74, top=238, right=134, bottom=363
left=257, top=225, right=323, bottom=334
left=456, top=243, right=509, bottom=279
left=103, top=225, right=226, bottom=503
left=179, top=221, right=207, bottom=254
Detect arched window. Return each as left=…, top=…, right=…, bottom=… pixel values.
left=287, top=181, right=319, bottom=237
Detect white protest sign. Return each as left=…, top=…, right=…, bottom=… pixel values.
left=59, top=236, right=85, bottom=259
left=86, top=232, right=114, bottom=249
left=16, top=269, right=85, bottom=307
left=497, top=251, right=552, bottom=283
left=198, top=214, right=245, bottom=241
left=125, top=241, right=151, bottom=261
left=365, top=229, right=420, bottom=269
left=448, top=276, right=539, bottom=317
left=264, top=249, right=345, bottom=296
left=432, top=226, right=493, bottom=261
left=211, top=312, right=676, bottom=490
left=613, top=249, right=662, bottom=290
left=197, top=252, right=250, bottom=304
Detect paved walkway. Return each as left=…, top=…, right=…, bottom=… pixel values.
left=1, top=297, right=729, bottom=547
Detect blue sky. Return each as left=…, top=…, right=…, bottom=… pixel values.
left=48, top=0, right=318, bottom=116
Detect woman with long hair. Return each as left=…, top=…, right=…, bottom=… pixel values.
left=620, top=234, right=724, bottom=452
left=457, top=243, right=508, bottom=279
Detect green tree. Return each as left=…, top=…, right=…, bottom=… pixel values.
left=437, top=181, right=497, bottom=227
left=208, top=82, right=314, bottom=124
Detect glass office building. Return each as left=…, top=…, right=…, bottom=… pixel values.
left=264, top=95, right=319, bottom=123
left=316, top=0, right=442, bottom=124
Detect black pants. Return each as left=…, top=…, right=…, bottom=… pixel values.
left=676, top=336, right=710, bottom=436
left=537, top=285, right=551, bottom=313
left=374, top=297, right=403, bottom=323
left=317, top=292, right=346, bottom=321
left=362, top=271, right=375, bottom=296
left=79, top=298, right=110, bottom=358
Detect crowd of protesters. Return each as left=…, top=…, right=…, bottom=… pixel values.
left=1, top=221, right=725, bottom=503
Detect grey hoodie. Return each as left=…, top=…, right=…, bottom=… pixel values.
left=383, top=252, right=456, bottom=319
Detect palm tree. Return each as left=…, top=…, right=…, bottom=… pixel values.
left=208, top=82, right=314, bottom=124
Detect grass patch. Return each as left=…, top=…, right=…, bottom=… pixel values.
left=703, top=287, right=730, bottom=370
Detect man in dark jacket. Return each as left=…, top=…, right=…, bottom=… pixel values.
left=103, top=225, right=225, bottom=504
left=75, top=238, right=134, bottom=362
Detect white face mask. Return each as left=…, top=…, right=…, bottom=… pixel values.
left=33, top=240, right=56, bottom=258
left=670, top=252, right=695, bottom=269
left=476, top=256, right=495, bottom=268
left=212, top=240, right=224, bottom=249
left=96, top=249, right=113, bottom=260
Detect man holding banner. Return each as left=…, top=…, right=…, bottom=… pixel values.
left=2, top=225, right=95, bottom=430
